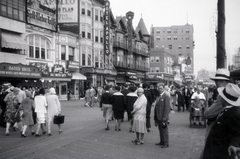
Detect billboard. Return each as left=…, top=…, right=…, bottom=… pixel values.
left=58, top=0, right=79, bottom=34
left=26, top=0, right=58, bottom=31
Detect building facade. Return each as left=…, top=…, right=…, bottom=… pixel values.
left=150, top=24, right=194, bottom=78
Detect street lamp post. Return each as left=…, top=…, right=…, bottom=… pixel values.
left=78, top=33, right=82, bottom=99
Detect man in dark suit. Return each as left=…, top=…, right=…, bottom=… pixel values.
left=154, top=84, right=170, bottom=148
left=142, top=83, right=153, bottom=132
left=183, top=86, right=191, bottom=111
left=121, top=84, right=130, bottom=121
left=202, top=83, right=240, bottom=159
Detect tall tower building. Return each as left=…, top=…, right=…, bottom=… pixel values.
left=150, top=24, right=194, bottom=75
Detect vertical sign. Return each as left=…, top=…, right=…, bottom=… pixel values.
left=104, top=0, right=110, bottom=56
left=126, top=11, right=134, bottom=55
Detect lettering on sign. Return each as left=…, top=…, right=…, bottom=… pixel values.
left=104, top=0, right=110, bottom=56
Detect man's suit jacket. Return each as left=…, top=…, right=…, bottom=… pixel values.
left=154, top=92, right=170, bottom=121
left=203, top=106, right=240, bottom=159
left=144, top=90, right=153, bottom=111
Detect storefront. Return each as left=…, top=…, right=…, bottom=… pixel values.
left=0, top=63, right=41, bottom=87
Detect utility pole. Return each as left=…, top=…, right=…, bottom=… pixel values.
left=216, top=0, right=226, bottom=69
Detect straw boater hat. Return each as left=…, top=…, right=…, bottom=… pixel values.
left=210, top=68, right=231, bottom=81
left=217, top=83, right=240, bottom=106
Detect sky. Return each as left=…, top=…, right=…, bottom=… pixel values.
left=109, top=0, right=240, bottom=74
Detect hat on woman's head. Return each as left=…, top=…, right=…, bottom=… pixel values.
left=49, top=87, right=56, bottom=94
left=210, top=69, right=230, bottom=81
left=12, top=87, right=19, bottom=94
left=217, top=83, right=240, bottom=106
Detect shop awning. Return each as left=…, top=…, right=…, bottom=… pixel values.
left=1, top=32, right=29, bottom=51
left=41, top=77, right=71, bottom=82
left=72, top=72, right=87, bottom=80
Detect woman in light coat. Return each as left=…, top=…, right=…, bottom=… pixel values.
left=131, top=88, right=147, bottom=145
left=34, top=88, right=47, bottom=137
left=46, top=87, right=62, bottom=135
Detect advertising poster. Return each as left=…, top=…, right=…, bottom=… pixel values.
left=58, top=0, right=79, bottom=34
left=26, top=0, right=58, bottom=31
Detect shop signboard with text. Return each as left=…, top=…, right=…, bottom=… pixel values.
left=58, top=0, right=79, bottom=34
left=0, top=63, right=41, bottom=78
left=26, top=0, right=58, bottom=31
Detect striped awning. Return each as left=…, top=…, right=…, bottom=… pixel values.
left=1, top=32, right=29, bottom=51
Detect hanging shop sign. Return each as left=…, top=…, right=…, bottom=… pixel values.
left=0, top=63, right=41, bottom=78
left=52, top=64, right=65, bottom=73
left=104, top=0, right=110, bottom=56
left=26, top=0, right=58, bottom=31
left=29, top=62, right=49, bottom=72
left=67, top=61, right=79, bottom=71
left=42, top=71, right=72, bottom=78
left=126, top=72, right=136, bottom=76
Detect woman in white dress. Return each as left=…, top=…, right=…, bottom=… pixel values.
left=131, top=88, right=147, bottom=145
left=46, top=87, right=62, bottom=135
left=34, top=88, right=47, bottom=137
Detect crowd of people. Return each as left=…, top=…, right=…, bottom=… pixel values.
left=1, top=68, right=240, bottom=158
left=0, top=84, right=62, bottom=137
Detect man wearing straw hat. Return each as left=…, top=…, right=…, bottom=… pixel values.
left=202, top=83, right=240, bottom=158
left=204, top=69, right=232, bottom=137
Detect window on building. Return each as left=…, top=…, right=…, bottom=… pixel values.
left=150, top=56, right=154, bottom=63
left=87, top=26, right=91, bottom=39
left=155, top=67, right=160, bottom=72
left=87, top=47, right=92, bottom=66
left=156, top=30, right=160, bottom=34
left=173, top=36, right=177, bottom=40
left=186, top=36, right=190, bottom=40
left=41, top=38, right=45, bottom=59
left=178, top=45, right=182, bottom=49
left=95, top=49, right=99, bottom=68
left=95, top=9, right=98, bottom=21
left=61, top=45, right=66, bottom=60
left=167, top=30, right=171, bottom=33
left=26, top=34, right=50, bottom=60
left=82, top=46, right=86, bottom=66
left=100, top=11, right=103, bottom=22
left=81, top=2, right=85, bottom=15
left=168, top=45, right=172, bottom=49
left=100, top=31, right=103, bottom=43
left=150, top=67, right=154, bottom=72
left=174, top=30, right=177, bottom=33
left=35, top=35, right=40, bottom=58
left=186, top=29, right=190, bottom=33
left=69, top=46, right=74, bottom=61
left=81, top=25, right=85, bottom=38
left=156, top=36, right=160, bottom=40
left=186, top=45, right=190, bottom=49
left=29, top=35, right=34, bottom=57
left=95, top=30, right=99, bottom=42
left=87, top=3, right=91, bottom=17
left=155, top=56, right=160, bottom=63
left=167, top=36, right=171, bottom=40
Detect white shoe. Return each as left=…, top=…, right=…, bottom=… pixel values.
left=170, top=110, right=175, bottom=114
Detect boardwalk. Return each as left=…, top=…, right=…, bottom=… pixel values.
left=0, top=100, right=205, bottom=159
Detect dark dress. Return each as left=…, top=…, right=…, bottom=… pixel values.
left=126, top=92, right=138, bottom=120
left=21, top=98, right=34, bottom=126
left=112, top=92, right=125, bottom=119
left=144, top=90, right=153, bottom=129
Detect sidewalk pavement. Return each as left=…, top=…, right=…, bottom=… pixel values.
left=0, top=100, right=205, bottom=159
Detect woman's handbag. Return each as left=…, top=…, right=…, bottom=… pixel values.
left=53, top=114, right=65, bottom=124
